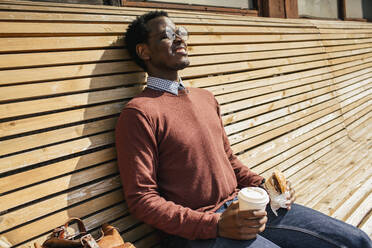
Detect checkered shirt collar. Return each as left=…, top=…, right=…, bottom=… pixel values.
left=147, top=76, right=185, bottom=96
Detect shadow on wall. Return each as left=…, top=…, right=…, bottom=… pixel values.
left=65, top=35, right=147, bottom=242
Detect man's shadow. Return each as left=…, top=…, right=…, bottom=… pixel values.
left=65, top=36, right=157, bottom=244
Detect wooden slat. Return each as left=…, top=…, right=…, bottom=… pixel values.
left=222, top=85, right=335, bottom=126
left=216, top=75, right=332, bottom=105
left=343, top=97, right=372, bottom=123
left=338, top=83, right=371, bottom=109
left=324, top=43, right=372, bottom=53
left=320, top=33, right=372, bottom=40
left=188, top=41, right=324, bottom=55
left=0, top=163, right=119, bottom=213
left=319, top=161, right=372, bottom=221
left=239, top=113, right=344, bottom=169
left=328, top=48, right=372, bottom=60
left=0, top=147, right=116, bottom=194
left=0, top=86, right=142, bottom=120
left=207, top=67, right=332, bottom=96
left=0, top=62, right=142, bottom=86
left=0, top=173, right=121, bottom=232
left=0, top=36, right=124, bottom=52
left=348, top=115, right=372, bottom=140
left=341, top=91, right=372, bottom=117
left=184, top=25, right=318, bottom=34
left=307, top=153, right=371, bottom=223
left=221, top=83, right=333, bottom=117
left=188, top=34, right=322, bottom=45
left=0, top=76, right=144, bottom=102
left=0, top=131, right=114, bottom=174
left=322, top=38, right=372, bottom=47
left=231, top=104, right=341, bottom=154
left=0, top=22, right=318, bottom=36
left=328, top=52, right=372, bottom=66
left=259, top=123, right=347, bottom=177
left=228, top=98, right=339, bottom=146
left=291, top=137, right=364, bottom=201
left=190, top=47, right=326, bottom=66
left=302, top=144, right=370, bottom=208
left=0, top=49, right=130, bottom=69
left=0, top=22, right=126, bottom=36
left=0, top=117, right=117, bottom=157
left=186, top=60, right=330, bottom=88
left=331, top=57, right=372, bottom=75
left=0, top=102, right=124, bottom=138
left=282, top=130, right=349, bottom=182
left=358, top=208, right=372, bottom=237
left=319, top=28, right=372, bottom=34
left=346, top=110, right=372, bottom=135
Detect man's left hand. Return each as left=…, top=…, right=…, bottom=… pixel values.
left=285, top=180, right=296, bottom=210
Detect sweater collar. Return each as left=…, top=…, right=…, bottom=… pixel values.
left=147, top=76, right=185, bottom=96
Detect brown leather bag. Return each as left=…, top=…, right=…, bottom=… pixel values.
left=34, top=218, right=135, bottom=248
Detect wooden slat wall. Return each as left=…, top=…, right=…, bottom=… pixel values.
left=312, top=20, right=372, bottom=141
left=0, top=1, right=371, bottom=247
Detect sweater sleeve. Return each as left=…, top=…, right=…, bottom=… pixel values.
left=216, top=102, right=264, bottom=188
left=115, top=108, right=221, bottom=240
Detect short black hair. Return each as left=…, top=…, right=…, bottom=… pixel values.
left=125, top=11, right=169, bottom=71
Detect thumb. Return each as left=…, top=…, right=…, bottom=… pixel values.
left=229, top=200, right=239, bottom=210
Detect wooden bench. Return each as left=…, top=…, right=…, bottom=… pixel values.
left=0, top=0, right=371, bottom=247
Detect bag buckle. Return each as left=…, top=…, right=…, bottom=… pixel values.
left=81, top=234, right=100, bottom=248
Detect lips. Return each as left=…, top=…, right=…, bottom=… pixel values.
left=173, top=46, right=187, bottom=55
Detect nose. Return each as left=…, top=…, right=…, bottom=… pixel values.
left=174, top=33, right=186, bottom=43
left=174, top=35, right=187, bottom=47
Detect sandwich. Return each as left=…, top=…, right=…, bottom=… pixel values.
left=264, top=170, right=287, bottom=196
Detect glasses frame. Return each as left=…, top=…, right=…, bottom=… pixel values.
left=165, top=26, right=188, bottom=42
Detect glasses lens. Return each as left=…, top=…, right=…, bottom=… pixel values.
left=177, top=26, right=188, bottom=41
left=165, top=26, right=188, bottom=41
left=165, top=26, right=176, bottom=40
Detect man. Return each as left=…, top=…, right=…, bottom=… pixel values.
left=115, top=11, right=372, bottom=248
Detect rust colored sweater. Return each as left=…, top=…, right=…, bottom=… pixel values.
left=115, top=87, right=263, bottom=240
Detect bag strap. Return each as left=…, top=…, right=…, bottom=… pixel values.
left=52, top=217, right=87, bottom=239
left=64, top=217, right=87, bottom=234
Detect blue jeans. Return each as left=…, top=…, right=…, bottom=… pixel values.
left=162, top=199, right=372, bottom=248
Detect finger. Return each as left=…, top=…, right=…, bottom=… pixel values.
left=239, top=216, right=267, bottom=227
left=286, top=180, right=291, bottom=190
left=235, top=233, right=257, bottom=240
left=239, top=210, right=266, bottom=219
left=291, top=193, right=296, bottom=204
left=239, top=223, right=266, bottom=235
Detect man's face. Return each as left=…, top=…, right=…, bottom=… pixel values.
left=143, top=16, right=190, bottom=73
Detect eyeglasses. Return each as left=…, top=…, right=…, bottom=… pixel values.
left=165, top=26, right=188, bottom=42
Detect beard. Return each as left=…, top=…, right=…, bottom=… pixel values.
left=173, top=56, right=190, bottom=71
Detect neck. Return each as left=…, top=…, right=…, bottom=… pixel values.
left=147, top=70, right=179, bottom=82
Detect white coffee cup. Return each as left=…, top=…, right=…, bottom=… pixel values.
left=238, top=187, right=269, bottom=211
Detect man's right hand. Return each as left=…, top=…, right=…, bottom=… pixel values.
left=217, top=201, right=267, bottom=240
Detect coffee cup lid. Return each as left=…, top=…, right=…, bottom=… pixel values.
left=238, top=187, right=269, bottom=204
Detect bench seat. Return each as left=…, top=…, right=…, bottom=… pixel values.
left=0, top=0, right=371, bottom=247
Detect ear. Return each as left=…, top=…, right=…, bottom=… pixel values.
left=136, top=43, right=150, bottom=61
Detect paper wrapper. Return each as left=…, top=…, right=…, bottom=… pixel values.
left=269, top=190, right=290, bottom=216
